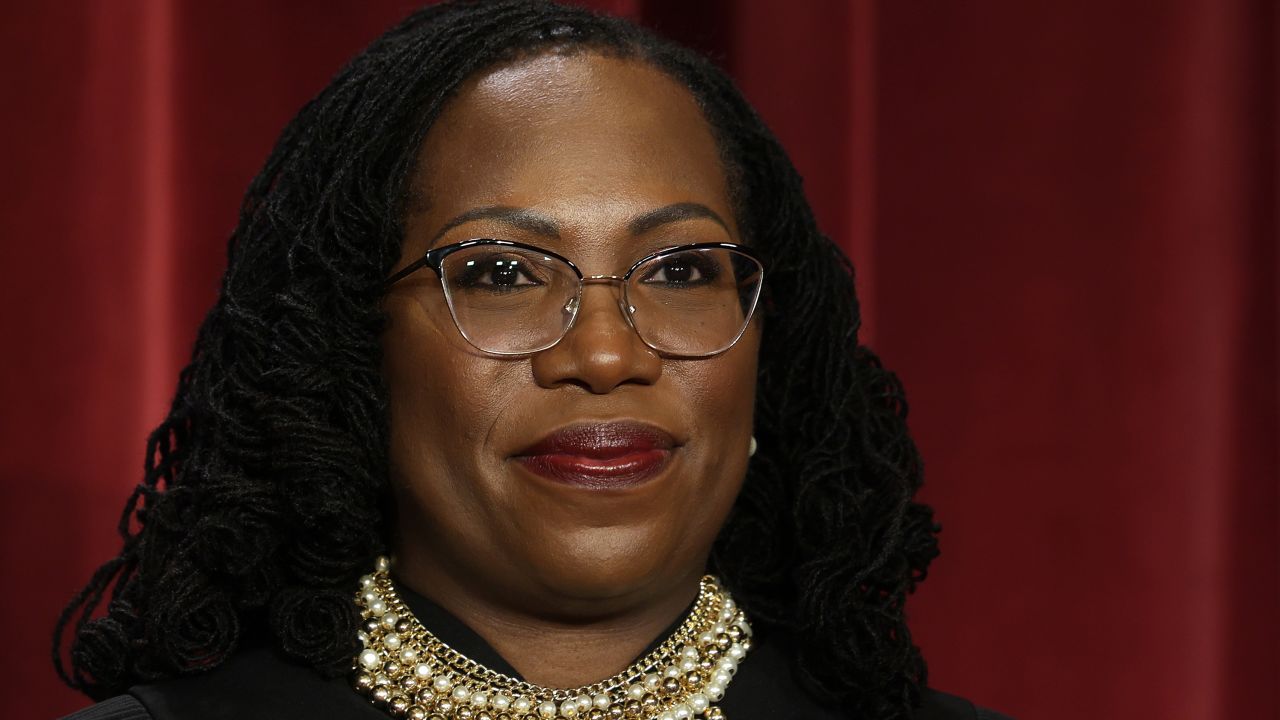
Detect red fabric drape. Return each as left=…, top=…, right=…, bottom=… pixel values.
left=3, top=2, right=1274, bottom=718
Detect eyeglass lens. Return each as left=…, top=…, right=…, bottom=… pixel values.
left=438, top=245, right=763, bottom=356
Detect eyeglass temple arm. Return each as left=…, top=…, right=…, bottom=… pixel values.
left=383, top=252, right=441, bottom=289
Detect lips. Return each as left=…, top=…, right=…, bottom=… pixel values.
left=512, top=421, right=677, bottom=489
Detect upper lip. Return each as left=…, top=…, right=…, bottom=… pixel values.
left=513, top=421, right=678, bottom=459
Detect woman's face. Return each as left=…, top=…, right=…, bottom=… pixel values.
left=381, top=51, right=759, bottom=616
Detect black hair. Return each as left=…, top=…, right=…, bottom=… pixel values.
left=53, top=2, right=940, bottom=718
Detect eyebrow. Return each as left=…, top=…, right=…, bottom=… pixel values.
left=428, top=202, right=731, bottom=248
left=428, top=206, right=560, bottom=247
left=627, top=202, right=730, bottom=236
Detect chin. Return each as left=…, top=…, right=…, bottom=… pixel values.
left=520, top=530, right=694, bottom=607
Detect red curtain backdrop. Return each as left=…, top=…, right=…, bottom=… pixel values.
left=3, top=2, right=1275, bottom=718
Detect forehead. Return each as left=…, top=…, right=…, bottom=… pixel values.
left=409, top=51, right=737, bottom=252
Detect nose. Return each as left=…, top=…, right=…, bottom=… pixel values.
left=530, top=281, right=662, bottom=393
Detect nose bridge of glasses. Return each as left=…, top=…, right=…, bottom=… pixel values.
left=565, top=275, right=633, bottom=322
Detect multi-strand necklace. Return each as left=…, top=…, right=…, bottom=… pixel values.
left=351, top=557, right=752, bottom=720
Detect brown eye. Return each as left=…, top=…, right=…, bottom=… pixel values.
left=453, top=254, right=546, bottom=292
left=640, top=252, right=719, bottom=287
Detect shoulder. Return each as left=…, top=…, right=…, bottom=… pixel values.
left=61, top=695, right=151, bottom=720
left=918, top=687, right=1015, bottom=720
left=60, top=647, right=381, bottom=720
left=62, top=648, right=1014, bottom=720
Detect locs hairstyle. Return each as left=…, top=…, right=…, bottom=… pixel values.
left=54, top=2, right=940, bottom=718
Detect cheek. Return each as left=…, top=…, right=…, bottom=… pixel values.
left=684, top=333, right=759, bottom=439
left=381, top=296, right=521, bottom=502
left=670, top=329, right=760, bottom=509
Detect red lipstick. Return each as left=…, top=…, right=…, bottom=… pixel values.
left=512, top=422, right=676, bottom=489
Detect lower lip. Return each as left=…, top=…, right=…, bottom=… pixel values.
left=514, top=449, right=672, bottom=489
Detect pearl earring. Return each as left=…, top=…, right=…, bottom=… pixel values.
left=748, top=436, right=757, bottom=457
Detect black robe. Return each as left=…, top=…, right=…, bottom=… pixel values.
left=61, top=581, right=1012, bottom=720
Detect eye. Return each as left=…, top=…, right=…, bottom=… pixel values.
left=453, top=254, right=546, bottom=291
left=639, top=252, right=720, bottom=286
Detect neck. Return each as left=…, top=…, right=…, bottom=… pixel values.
left=392, top=558, right=704, bottom=688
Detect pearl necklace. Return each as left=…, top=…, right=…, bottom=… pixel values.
left=351, top=557, right=752, bottom=720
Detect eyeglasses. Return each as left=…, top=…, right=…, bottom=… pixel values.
left=385, top=239, right=764, bottom=357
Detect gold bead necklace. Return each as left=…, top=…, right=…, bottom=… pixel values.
left=351, top=557, right=752, bottom=720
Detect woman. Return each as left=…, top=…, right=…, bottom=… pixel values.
left=55, top=2, right=1009, bottom=719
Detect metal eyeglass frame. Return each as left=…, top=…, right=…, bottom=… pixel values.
left=383, top=238, right=765, bottom=358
